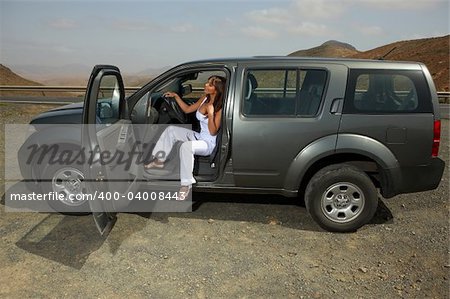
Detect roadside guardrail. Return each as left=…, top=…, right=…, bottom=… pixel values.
left=0, top=85, right=141, bottom=97
left=437, top=92, right=450, bottom=103
left=0, top=86, right=449, bottom=103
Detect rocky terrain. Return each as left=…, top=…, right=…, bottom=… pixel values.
left=288, top=40, right=359, bottom=58
left=0, top=104, right=448, bottom=298
left=351, top=36, right=449, bottom=92
left=289, top=35, right=449, bottom=91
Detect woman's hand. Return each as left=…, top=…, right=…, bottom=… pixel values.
left=164, top=91, right=179, bottom=98
left=164, top=91, right=193, bottom=114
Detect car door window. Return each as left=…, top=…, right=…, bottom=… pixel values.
left=96, top=75, right=121, bottom=124
left=242, top=69, right=327, bottom=117
left=242, top=69, right=297, bottom=116
left=131, top=70, right=228, bottom=126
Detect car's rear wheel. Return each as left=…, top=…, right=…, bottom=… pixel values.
left=42, top=164, right=90, bottom=215
left=305, top=164, right=378, bottom=232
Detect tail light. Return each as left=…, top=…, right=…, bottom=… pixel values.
left=432, top=120, right=441, bottom=157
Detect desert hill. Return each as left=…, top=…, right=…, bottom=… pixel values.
left=0, top=64, right=76, bottom=97
left=351, top=35, right=449, bottom=91
left=0, top=64, right=42, bottom=86
left=8, top=64, right=166, bottom=87
left=2, top=36, right=448, bottom=91
left=288, top=40, right=360, bottom=58
left=0, top=64, right=45, bottom=96
left=289, top=35, right=449, bottom=91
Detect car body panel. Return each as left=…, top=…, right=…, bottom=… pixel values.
left=283, top=134, right=338, bottom=191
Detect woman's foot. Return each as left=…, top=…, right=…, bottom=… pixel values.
left=144, top=159, right=164, bottom=169
left=178, top=185, right=191, bottom=201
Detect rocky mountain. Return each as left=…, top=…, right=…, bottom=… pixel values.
left=0, top=64, right=45, bottom=96
left=351, top=35, right=449, bottom=91
left=6, top=64, right=169, bottom=87
left=2, top=35, right=448, bottom=91
left=288, top=40, right=360, bottom=58
left=0, top=64, right=42, bottom=86
left=288, top=35, right=449, bottom=91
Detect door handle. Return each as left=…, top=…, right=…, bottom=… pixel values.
left=330, top=98, right=343, bottom=114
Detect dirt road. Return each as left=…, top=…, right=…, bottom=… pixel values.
left=1, top=104, right=448, bottom=298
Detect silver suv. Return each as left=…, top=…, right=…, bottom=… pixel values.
left=18, top=57, right=445, bottom=233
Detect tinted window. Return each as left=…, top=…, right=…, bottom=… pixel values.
left=242, top=69, right=327, bottom=117
left=243, top=69, right=297, bottom=116
left=345, top=69, right=432, bottom=114
left=297, top=69, right=327, bottom=116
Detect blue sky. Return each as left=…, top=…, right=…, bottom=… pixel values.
left=1, top=0, right=449, bottom=73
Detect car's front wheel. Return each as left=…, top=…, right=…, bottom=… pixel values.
left=42, top=163, right=90, bottom=215
left=305, top=164, right=378, bottom=232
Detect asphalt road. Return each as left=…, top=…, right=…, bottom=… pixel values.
left=440, top=104, right=450, bottom=119
left=0, top=96, right=449, bottom=119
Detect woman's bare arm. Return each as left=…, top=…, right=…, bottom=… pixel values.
left=207, top=106, right=222, bottom=136
left=166, top=92, right=204, bottom=114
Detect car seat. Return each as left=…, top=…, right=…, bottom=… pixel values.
left=297, top=70, right=327, bottom=115
left=243, top=73, right=258, bottom=115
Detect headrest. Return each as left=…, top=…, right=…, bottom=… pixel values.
left=248, top=73, right=258, bottom=89
left=245, top=74, right=258, bottom=100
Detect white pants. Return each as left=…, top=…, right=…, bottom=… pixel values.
left=151, top=126, right=211, bottom=186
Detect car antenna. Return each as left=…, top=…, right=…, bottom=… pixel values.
left=377, top=47, right=397, bottom=60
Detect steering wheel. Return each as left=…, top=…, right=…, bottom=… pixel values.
left=162, top=95, right=188, bottom=123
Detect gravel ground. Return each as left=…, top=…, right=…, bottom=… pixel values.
left=1, top=103, right=449, bottom=298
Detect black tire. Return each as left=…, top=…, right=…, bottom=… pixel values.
left=42, top=163, right=90, bottom=215
left=305, top=164, right=378, bottom=232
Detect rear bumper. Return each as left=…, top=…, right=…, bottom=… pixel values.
left=382, top=158, right=445, bottom=198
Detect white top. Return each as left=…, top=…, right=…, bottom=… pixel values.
left=194, top=97, right=217, bottom=154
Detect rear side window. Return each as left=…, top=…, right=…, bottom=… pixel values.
left=242, top=69, right=327, bottom=117
left=344, top=69, right=432, bottom=114
left=243, top=69, right=297, bottom=116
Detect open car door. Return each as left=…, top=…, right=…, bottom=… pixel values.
left=82, top=65, right=142, bottom=235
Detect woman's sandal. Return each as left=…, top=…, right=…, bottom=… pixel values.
left=178, top=185, right=191, bottom=201
left=144, top=159, right=164, bottom=169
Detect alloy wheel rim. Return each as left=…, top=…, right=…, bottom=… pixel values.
left=51, top=167, right=85, bottom=206
left=321, top=182, right=365, bottom=223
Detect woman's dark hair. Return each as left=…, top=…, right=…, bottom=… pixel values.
left=206, top=75, right=226, bottom=112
